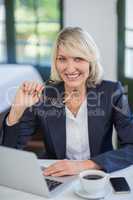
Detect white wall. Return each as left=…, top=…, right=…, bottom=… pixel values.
left=64, top=0, right=117, bottom=81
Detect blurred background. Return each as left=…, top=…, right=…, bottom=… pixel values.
left=0, top=0, right=62, bottom=79
left=0, top=0, right=133, bottom=153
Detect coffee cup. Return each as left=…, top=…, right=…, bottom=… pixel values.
left=79, top=169, right=109, bottom=196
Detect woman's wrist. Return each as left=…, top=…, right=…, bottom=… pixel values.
left=82, top=160, right=101, bottom=170
left=7, top=106, right=26, bottom=126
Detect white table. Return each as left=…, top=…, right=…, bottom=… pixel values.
left=0, top=64, right=43, bottom=112
left=0, top=160, right=133, bottom=200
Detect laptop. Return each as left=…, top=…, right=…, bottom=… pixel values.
left=0, top=146, right=77, bottom=197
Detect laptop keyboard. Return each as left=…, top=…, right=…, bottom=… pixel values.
left=45, top=178, right=63, bottom=191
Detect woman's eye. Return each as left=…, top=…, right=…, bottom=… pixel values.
left=57, top=57, right=66, bottom=62
left=74, top=57, right=83, bottom=62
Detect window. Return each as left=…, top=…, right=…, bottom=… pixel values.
left=117, top=0, right=133, bottom=105
left=15, top=0, right=62, bottom=66
left=0, top=0, right=63, bottom=79
left=0, top=0, right=6, bottom=63
left=125, top=0, right=133, bottom=78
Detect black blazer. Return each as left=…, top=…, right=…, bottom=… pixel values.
left=1, top=80, right=133, bottom=172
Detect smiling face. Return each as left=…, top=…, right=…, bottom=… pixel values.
left=56, top=46, right=90, bottom=90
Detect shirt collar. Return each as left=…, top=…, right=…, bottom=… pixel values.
left=65, top=97, right=87, bottom=121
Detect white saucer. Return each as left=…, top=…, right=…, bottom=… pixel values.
left=74, top=182, right=112, bottom=199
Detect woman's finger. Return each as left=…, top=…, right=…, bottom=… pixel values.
left=44, top=165, right=61, bottom=175
left=51, top=170, right=69, bottom=177
left=26, top=81, right=36, bottom=93
left=43, top=167, right=62, bottom=176
left=43, top=162, right=64, bottom=176
left=35, top=85, right=45, bottom=99
left=30, top=82, right=38, bottom=94
left=35, top=83, right=44, bottom=93
left=22, top=81, right=29, bottom=92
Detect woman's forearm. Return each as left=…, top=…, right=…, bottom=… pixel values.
left=7, top=106, right=26, bottom=126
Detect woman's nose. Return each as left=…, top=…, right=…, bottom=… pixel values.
left=66, top=58, right=76, bottom=72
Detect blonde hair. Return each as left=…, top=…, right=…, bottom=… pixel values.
left=50, top=27, right=103, bottom=87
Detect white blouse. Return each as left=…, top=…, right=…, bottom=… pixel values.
left=65, top=98, right=90, bottom=160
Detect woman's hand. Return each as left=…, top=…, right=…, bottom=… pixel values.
left=7, top=81, right=44, bottom=125
left=43, top=160, right=101, bottom=177
left=13, top=81, right=44, bottom=108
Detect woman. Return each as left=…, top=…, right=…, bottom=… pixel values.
left=2, top=27, right=133, bottom=176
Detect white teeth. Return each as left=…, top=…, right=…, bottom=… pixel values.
left=66, top=74, right=80, bottom=79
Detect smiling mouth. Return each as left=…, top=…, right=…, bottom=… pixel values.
left=65, top=73, right=81, bottom=81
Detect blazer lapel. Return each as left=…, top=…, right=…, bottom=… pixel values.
left=47, top=106, right=66, bottom=159
left=87, top=86, right=102, bottom=157
left=87, top=104, right=97, bottom=157
left=44, top=81, right=66, bottom=159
